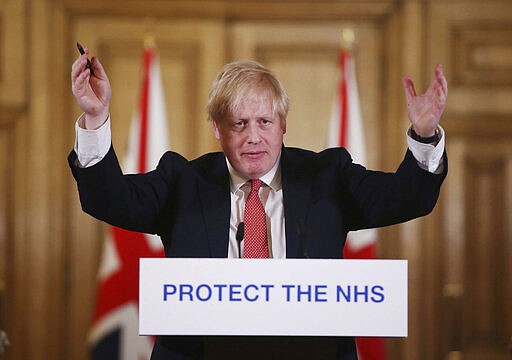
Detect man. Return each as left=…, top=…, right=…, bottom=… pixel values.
left=70, top=49, right=447, bottom=359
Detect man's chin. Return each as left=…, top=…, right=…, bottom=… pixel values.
left=239, top=166, right=266, bottom=180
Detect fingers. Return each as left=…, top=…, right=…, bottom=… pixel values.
left=90, top=56, right=107, bottom=80
left=71, top=56, right=86, bottom=81
left=71, top=54, right=91, bottom=91
left=71, top=46, right=96, bottom=83
left=71, top=48, right=111, bottom=100
left=403, top=75, right=416, bottom=106
left=423, top=64, right=448, bottom=102
left=434, top=64, right=448, bottom=106
left=435, top=64, right=448, bottom=97
left=71, top=69, right=91, bottom=100
left=435, top=64, right=447, bottom=88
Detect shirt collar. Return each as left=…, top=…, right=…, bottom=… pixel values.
left=226, top=152, right=282, bottom=194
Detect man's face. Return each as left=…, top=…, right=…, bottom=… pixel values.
left=212, top=90, right=286, bottom=179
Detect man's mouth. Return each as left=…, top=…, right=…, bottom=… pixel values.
left=242, top=151, right=265, bottom=159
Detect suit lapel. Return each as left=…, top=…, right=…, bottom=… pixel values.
left=281, top=147, right=313, bottom=258
left=196, top=148, right=314, bottom=259
left=196, top=153, right=231, bottom=258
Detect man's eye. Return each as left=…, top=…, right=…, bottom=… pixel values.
left=232, top=120, right=246, bottom=130
left=261, top=119, right=271, bottom=125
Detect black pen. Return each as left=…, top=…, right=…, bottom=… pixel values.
left=76, top=42, right=94, bottom=76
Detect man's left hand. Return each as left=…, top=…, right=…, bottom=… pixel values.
left=403, top=64, right=448, bottom=137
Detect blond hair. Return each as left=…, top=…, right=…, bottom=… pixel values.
left=206, top=60, right=290, bottom=124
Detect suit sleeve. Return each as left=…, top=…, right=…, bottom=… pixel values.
left=342, top=149, right=448, bottom=231
left=68, top=145, right=185, bottom=234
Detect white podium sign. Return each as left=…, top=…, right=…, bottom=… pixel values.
left=139, top=258, right=407, bottom=337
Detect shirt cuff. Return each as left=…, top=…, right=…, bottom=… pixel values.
left=74, top=113, right=111, bottom=168
left=406, top=126, right=445, bottom=174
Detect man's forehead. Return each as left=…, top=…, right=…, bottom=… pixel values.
left=232, top=90, right=275, bottom=116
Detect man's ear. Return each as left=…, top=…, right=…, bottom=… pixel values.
left=211, top=120, right=221, bottom=140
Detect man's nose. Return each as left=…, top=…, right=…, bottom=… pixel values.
left=246, top=122, right=261, bottom=143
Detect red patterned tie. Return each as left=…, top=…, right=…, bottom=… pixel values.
left=243, top=179, right=269, bottom=258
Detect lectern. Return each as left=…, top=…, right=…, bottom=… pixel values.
left=139, top=258, right=407, bottom=337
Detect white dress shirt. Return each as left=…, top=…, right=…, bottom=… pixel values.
left=225, top=154, right=285, bottom=259
left=74, top=114, right=445, bottom=259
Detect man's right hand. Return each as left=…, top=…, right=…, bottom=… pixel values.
left=71, top=47, right=111, bottom=130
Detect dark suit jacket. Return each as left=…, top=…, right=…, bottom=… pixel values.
left=69, top=144, right=447, bottom=359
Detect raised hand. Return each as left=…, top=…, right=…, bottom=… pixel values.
left=71, top=47, right=111, bottom=129
left=403, top=64, right=448, bottom=137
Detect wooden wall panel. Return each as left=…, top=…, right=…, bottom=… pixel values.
left=464, top=148, right=509, bottom=358
left=441, top=125, right=512, bottom=360
left=60, top=0, right=397, bottom=20
left=0, top=4, right=29, bottom=347
left=452, top=23, right=512, bottom=87
left=0, top=109, right=19, bottom=359
left=0, top=0, right=26, bottom=106
left=429, top=2, right=512, bottom=359
left=428, top=2, right=512, bottom=116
